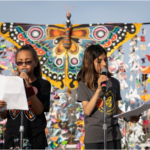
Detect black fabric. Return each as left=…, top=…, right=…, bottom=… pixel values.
left=77, top=77, right=122, bottom=143
left=85, top=139, right=122, bottom=149
left=4, top=78, right=51, bottom=148
left=4, top=131, right=47, bottom=149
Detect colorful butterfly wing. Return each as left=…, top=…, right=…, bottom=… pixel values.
left=38, top=24, right=66, bottom=53
left=71, top=23, right=142, bottom=57
left=71, top=25, right=97, bottom=47
left=24, top=98, right=36, bottom=121
left=9, top=109, right=20, bottom=120
left=66, top=43, right=84, bottom=89
left=40, top=45, right=66, bottom=89
left=0, top=22, right=68, bottom=89
left=0, top=23, right=57, bottom=55
left=39, top=25, right=68, bottom=89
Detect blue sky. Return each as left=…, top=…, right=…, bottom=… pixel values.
left=0, top=1, right=150, bottom=24
left=0, top=1, right=150, bottom=104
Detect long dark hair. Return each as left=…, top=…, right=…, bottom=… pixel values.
left=77, top=44, right=113, bottom=90
left=15, top=44, right=42, bottom=79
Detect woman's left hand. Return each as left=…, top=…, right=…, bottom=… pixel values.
left=129, top=114, right=142, bottom=123
left=19, top=72, right=30, bottom=88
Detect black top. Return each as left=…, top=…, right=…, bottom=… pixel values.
left=77, top=77, right=122, bottom=143
left=6, top=78, right=51, bottom=137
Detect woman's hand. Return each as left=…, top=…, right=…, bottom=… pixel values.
left=0, top=100, right=6, bottom=109
left=19, top=72, right=30, bottom=88
left=129, top=114, right=142, bottom=123
left=97, top=75, right=109, bottom=93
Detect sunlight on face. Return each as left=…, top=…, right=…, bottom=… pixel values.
left=16, top=50, right=36, bottom=74
left=94, top=53, right=108, bottom=74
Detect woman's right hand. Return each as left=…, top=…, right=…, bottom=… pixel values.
left=97, top=75, right=109, bottom=93
left=0, top=100, right=6, bottom=109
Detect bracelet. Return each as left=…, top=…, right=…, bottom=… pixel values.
left=25, top=85, right=36, bottom=97
left=123, top=118, right=129, bottom=122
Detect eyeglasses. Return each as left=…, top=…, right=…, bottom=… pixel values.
left=16, top=60, right=35, bottom=66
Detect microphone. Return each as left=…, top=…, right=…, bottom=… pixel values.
left=101, top=68, right=108, bottom=92
left=20, top=69, right=28, bottom=75
left=20, top=69, right=28, bottom=85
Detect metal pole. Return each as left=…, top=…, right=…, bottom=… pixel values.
left=103, top=92, right=107, bottom=149
left=19, top=110, right=24, bottom=150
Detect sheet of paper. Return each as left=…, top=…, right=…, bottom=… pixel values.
left=0, top=76, right=29, bottom=111
left=114, top=102, right=150, bottom=119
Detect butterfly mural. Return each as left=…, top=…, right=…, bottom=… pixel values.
left=0, top=6, right=143, bottom=89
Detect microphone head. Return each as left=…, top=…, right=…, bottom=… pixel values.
left=20, top=69, right=28, bottom=74
left=101, top=68, right=108, bottom=73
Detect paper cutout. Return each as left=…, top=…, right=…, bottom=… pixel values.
left=60, top=135, right=69, bottom=141
left=141, top=58, right=146, bottom=63
left=142, top=28, right=146, bottom=34
left=62, top=141, right=68, bottom=145
left=143, top=119, right=149, bottom=127
left=146, top=77, right=150, bottom=84
left=80, top=135, right=85, bottom=144
left=56, top=119, right=61, bottom=123
left=142, top=89, right=148, bottom=94
left=67, top=104, right=73, bottom=107
left=47, top=120, right=52, bottom=128
left=51, top=118, right=56, bottom=123
left=140, top=36, right=146, bottom=42
left=76, top=142, right=82, bottom=149
left=57, top=137, right=62, bottom=144
left=143, top=127, right=149, bottom=134
left=75, top=120, right=84, bottom=126
left=142, top=74, right=148, bottom=82
left=50, top=141, right=58, bottom=149
left=129, top=75, right=133, bottom=81
left=50, top=136, right=59, bottom=142
left=145, top=55, right=150, bottom=62
left=51, top=123, right=59, bottom=129
left=142, top=66, right=150, bottom=74
left=140, top=44, right=147, bottom=50
left=59, top=115, right=69, bottom=122
left=140, top=94, right=150, bottom=102
left=61, top=129, right=68, bottom=134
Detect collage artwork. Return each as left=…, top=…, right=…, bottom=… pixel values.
left=0, top=6, right=150, bottom=150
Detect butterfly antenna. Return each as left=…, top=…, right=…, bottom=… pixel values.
left=63, top=4, right=69, bottom=13
left=142, top=22, right=150, bottom=25
left=69, top=5, right=75, bottom=13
